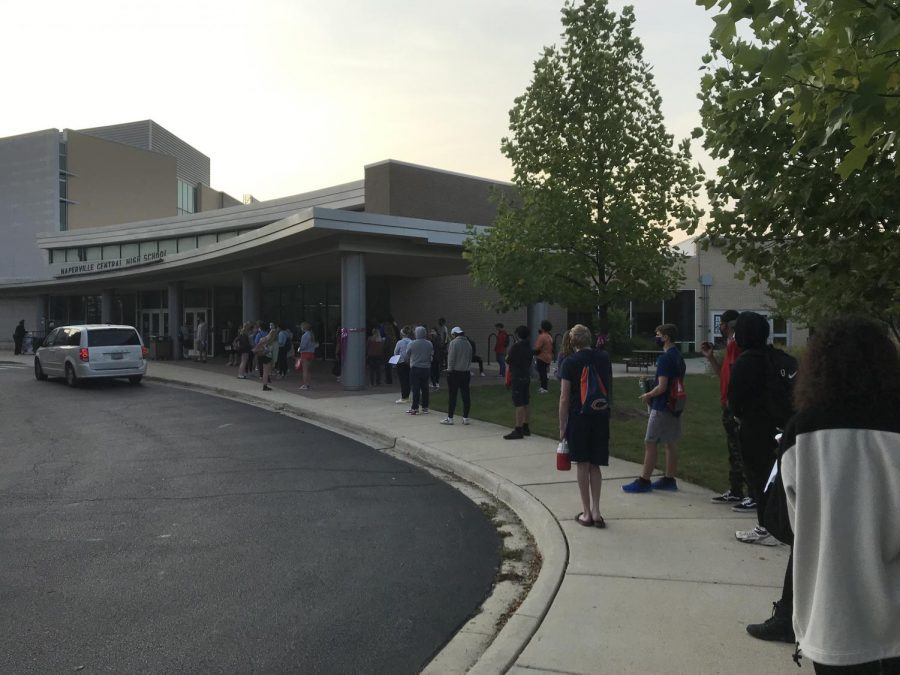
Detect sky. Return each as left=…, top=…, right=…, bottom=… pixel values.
left=2, top=0, right=717, bottom=204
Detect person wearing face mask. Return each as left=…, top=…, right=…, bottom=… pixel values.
left=622, top=323, right=685, bottom=493
left=701, top=310, right=751, bottom=509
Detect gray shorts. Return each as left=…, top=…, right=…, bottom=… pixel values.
left=645, top=408, right=681, bottom=443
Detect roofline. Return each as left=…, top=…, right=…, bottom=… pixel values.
left=364, top=158, right=514, bottom=187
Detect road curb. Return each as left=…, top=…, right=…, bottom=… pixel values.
left=148, top=374, right=567, bottom=674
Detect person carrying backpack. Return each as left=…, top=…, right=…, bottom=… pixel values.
left=558, top=324, right=613, bottom=527
left=727, top=311, right=796, bottom=546
left=623, top=323, right=686, bottom=493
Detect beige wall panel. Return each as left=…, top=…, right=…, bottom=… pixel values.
left=387, top=273, right=566, bottom=360
left=65, top=131, right=176, bottom=230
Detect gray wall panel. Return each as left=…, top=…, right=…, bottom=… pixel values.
left=0, top=130, right=59, bottom=280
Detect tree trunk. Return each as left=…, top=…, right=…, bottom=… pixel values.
left=595, top=303, right=609, bottom=335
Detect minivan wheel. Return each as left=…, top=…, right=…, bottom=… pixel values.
left=65, top=363, right=78, bottom=388
left=34, top=359, right=48, bottom=381
left=128, top=375, right=143, bottom=385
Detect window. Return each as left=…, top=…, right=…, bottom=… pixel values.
left=177, top=236, right=197, bottom=252
left=158, top=239, right=176, bottom=256
left=102, top=245, right=121, bottom=260
left=87, top=328, right=141, bottom=347
left=121, top=243, right=139, bottom=260
left=85, top=246, right=101, bottom=261
left=197, top=233, right=216, bottom=249
left=58, top=141, right=68, bottom=231
left=177, top=179, right=197, bottom=215
left=139, top=241, right=158, bottom=257
left=66, top=328, right=82, bottom=347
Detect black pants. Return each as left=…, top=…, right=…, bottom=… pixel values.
left=536, top=360, right=550, bottom=390
left=447, top=371, right=471, bottom=419
left=410, top=367, right=430, bottom=411
left=13, top=337, right=23, bottom=355
left=367, top=357, right=382, bottom=386
left=276, top=346, right=288, bottom=376
left=430, top=356, right=441, bottom=387
left=396, top=362, right=410, bottom=399
left=472, top=355, right=484, bottom=374
left=813, top=658, right=900, bottom=674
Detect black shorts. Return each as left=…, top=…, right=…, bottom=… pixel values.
left=511, top=376, right=531, bottom=407
left=566, top=413, right=610, bottom=466
left=258, top=355, right=272, bottom=365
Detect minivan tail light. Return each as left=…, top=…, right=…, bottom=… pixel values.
left=79, top=348, right=89, bottom=361
left=141, top=346, right=149, bottom=359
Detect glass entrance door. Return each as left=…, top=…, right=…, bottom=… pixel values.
left=139, top=310, right=168, bottom=341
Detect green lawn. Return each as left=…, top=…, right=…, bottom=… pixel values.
left=427, top=374, right=728, bottom=492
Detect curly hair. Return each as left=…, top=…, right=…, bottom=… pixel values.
left=794, top=315, right=900, bottom=415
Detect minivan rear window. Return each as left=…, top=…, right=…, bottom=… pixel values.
left=88, top=328, right=141, bottom=347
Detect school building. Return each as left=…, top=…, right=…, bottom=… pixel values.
left=0, top=120, right=805, bottom=388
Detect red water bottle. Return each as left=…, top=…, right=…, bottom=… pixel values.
left=556, top=440, right=571, bottom=471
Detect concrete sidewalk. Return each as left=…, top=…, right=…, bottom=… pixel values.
left=10, top=353, right=797, bottom=674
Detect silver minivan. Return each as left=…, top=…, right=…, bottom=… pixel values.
left=34, top=324, right=148, bottom=386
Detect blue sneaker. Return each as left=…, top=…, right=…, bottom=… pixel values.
left=651, top=477, right=678, bottom=491
left=622, top=478, right=653, bottom=493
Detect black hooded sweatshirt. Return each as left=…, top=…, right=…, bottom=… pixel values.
left=728, top=312, right=778, bottom=466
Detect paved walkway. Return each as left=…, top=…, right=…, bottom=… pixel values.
left=9, top=352, right=797, bottom=674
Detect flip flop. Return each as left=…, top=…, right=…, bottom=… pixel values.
left=575, top=512, right=594, bottom=527
left=594, top=516, right=606, bottom=529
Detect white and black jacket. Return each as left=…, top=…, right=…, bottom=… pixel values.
left=780, top=408, right=900, bottom=666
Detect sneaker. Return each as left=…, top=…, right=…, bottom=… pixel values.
left=538, top=388, right=548, bottom=394
left=462, top=418, right=470, bottom=425
left=651, top=477, right=678, bottom=491
left=440, top=417, right=453, bottom=425
left=503, top=428, right=524, bottom=440
left=406, top=409, right=418, bottom=415
left=746, top=602, right=795, bottom=643
left=711, top=489, right=744, bottom=504
left=731, top=497, right=758, bottom=513
left=480, top=372, right=486, bottom=377
left=262, top=385, right=272, bottom=391
left=420, top=408, right=429, bottom=414
left=522, top=425, right=531, bottom=436
left=622, top=478, right=653, bottom=493
left=395, top=398, right=408, bottom=404
left=736, top=526, right=779, bottom=546
left=299, top=384, right=310, bottom=390
left=237, top=375, right=246, bottom=379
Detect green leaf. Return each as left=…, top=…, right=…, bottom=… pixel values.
left=836, top=141, right=871, bottom=179
left=711, top=14, right=737, bottom=45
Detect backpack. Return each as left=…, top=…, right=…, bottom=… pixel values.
left=666, top=354, right=687, bottom=417
left=763, top=346, right=798, bottom=428
left=579, top=363, right=609, bottom=415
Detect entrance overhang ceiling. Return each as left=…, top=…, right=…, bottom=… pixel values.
left=1, top=207, right=484, bottom=295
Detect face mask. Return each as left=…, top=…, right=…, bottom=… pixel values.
left=655, top=337, right=665, bottom=348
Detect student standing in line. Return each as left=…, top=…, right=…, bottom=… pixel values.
left=442, top=326, right=473, bottom=425
left=194, top=317, right=208, bottom=363
left=622, top=323, right=685, bottom=492
left=701, top=309, right=751, bottom=508
left=297, top=321, right=316, bottom=390
left=503, top=325, right=533, bottom=439
left=728, top=311, right=781, bottom=545
left=494, top=323, right=509, bottom=378
left=366, top=328, right=384, bottom=386
left=533, top=320, right=554, bottom=393
left=236, top=322, right=253, bottom=379
left=393, top=326, right=413, bottom=404
left=781, top=316, right=900, bottom=673
left=13, top=320, right=26, bottom=355
left=559, top=324, right=612, bottom=527
left=258, top=329, right=278, bottom=391
left=405, top=326, right=433, bottom=415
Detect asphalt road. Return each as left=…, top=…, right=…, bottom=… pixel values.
left=0, top=362, right=500, bottom=674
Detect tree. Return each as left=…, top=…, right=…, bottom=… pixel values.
left=697, top=0, right=900, bottom=178
left=464, top=0, right=703, bottom=332
left=695, top=0, right=900, bottom=337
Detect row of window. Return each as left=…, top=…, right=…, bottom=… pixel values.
left=49, top=229, right=251, bottom=264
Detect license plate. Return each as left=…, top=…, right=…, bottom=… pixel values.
left=112, top=353, right=124, bottom=360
